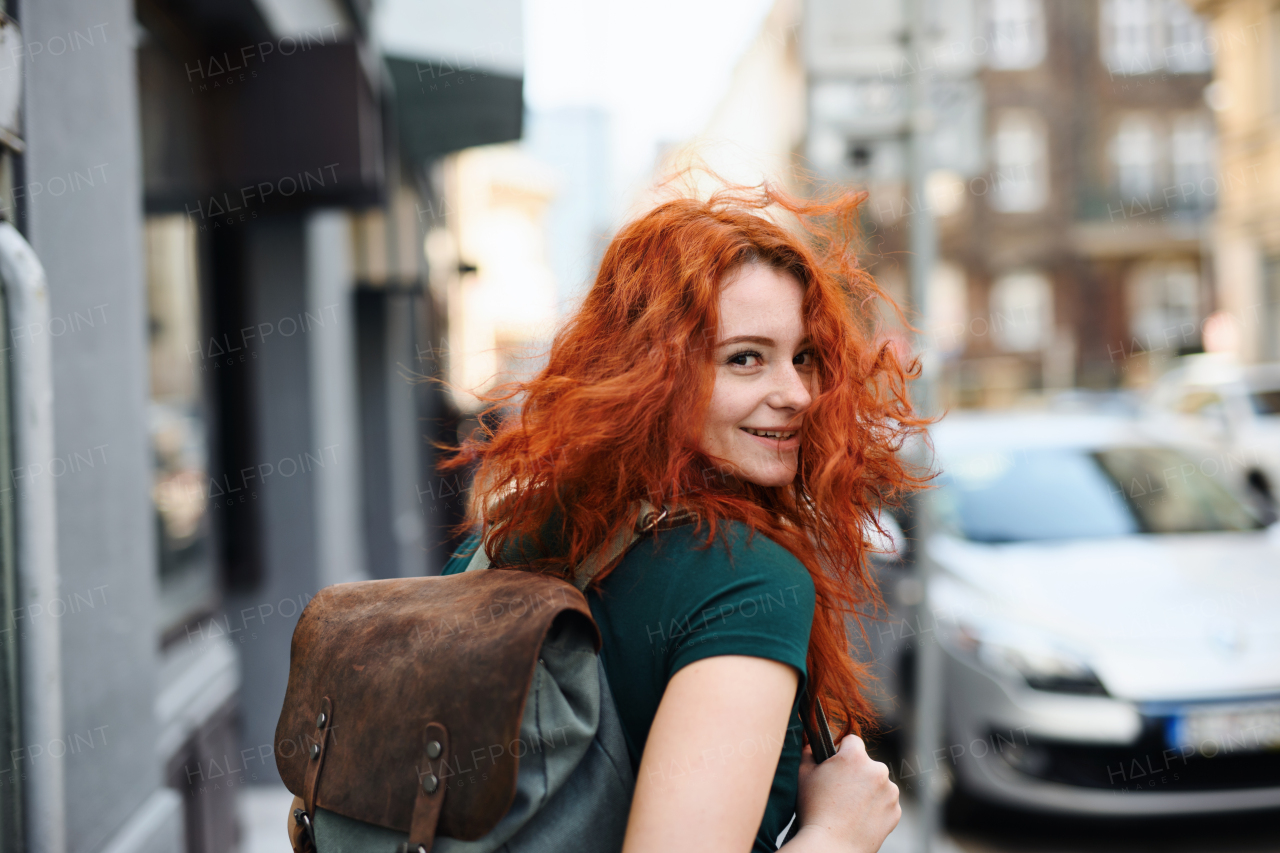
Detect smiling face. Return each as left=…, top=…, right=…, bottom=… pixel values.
left=697, top=263, right=815, bottom=488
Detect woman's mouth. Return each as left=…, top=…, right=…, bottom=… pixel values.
left=740, top=426, right=800, bottom=450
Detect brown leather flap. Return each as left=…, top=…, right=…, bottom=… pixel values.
left=274, top=569, right=599, bottom=840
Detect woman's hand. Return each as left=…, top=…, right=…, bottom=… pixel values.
left=787, top=734, right=900, bottom=853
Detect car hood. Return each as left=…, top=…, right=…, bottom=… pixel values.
left=927, top=529, right=1280, bottom=702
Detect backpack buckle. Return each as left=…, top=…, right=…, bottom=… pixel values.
left=638, top=506, right=669, bottom=533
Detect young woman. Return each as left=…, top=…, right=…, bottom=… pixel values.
left=440, top=183, right=925, bottom=852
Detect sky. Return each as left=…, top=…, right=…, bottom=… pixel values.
left=374, top=0, right=774, bottom=212
left=521, top=0, right=774, bottom=211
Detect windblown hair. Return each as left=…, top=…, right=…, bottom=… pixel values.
left=441, top=181, right=929, bottom=739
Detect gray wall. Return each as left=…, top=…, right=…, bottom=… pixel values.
left=21, top=0, right=181, bottom=850
left=226, top=211, right=370, bottom=782
left=224, top=215, right=319, bottom=781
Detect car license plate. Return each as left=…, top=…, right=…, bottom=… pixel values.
left=1167, top=703, right=1280, bottom=756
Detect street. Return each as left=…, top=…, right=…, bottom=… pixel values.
left=884, top=801, right=1280, bottom=853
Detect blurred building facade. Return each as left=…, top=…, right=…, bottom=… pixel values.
left=660, top=0, right=806, bottom=199
left=804, top=0, right=1218, bottom=405
left=0, top=1, right=521, bottom=852
left=1189, top=0, right=1280, bottom=362
left=428, top=143, right=560, bottom=412
left=423, top=104, right=614, bottom=424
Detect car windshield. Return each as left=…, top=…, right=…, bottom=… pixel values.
left=935, top=446, right=1263, bottom=543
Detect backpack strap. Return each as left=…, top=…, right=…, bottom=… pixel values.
left=803, top=693, right=837, bottom=763
left=464, top=500, right=699, bottom=591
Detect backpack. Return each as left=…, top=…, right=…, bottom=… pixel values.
left=276, top=502, right=692, bottom=853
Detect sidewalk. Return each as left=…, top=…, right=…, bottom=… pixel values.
left=881, top=802, right=969, bottom=853
left=238, top=785, right=296, bottom=853
left=238, top=784, right=966, bottom=853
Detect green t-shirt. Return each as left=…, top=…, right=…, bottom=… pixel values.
left=442, top=519, right=816, bottom=851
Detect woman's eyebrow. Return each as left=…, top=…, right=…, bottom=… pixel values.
left=715, top=335, right=813, bottom=349
left=716, top=334, right=775, bottom=347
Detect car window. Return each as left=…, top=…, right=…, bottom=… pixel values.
left=1250, top=389, right=1280, bottom=416
left=936, top=446, right=1261, bottom=543
left=1094, top=447, right=1260, bottom=534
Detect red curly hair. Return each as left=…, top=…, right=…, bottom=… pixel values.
left=442, top=181, right=929, bottom=740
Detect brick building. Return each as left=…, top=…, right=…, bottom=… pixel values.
left=806, top=0, right=1217, bottom=405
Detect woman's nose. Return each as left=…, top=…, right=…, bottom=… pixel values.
left=770, top=363, right=812, bottom=412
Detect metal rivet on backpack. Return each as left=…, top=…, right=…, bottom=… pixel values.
left=422, top=772, right=439, bottom=794
left=316, top=711, right=327, bottom=728
left=426, top=740, right=442, bottom=759
left=310, top=743, right=320, bottom=760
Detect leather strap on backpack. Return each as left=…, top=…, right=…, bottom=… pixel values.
left=290, top=695, right=334, bottom=852
left=464, top=500, right=698, bottom=590
left=801, top=693, right=837, bottom=763
left=406, top=722, right=451, bottom=853
left=305, top=696, right=334, bottom=815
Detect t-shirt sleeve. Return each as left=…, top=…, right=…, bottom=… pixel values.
left=650, top=523, right=816, bottom=692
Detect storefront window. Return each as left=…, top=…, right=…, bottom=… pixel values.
left=146, top=214, right=215, bottom=637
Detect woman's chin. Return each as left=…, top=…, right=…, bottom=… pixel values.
left=734, top=460, right=797, bottom=489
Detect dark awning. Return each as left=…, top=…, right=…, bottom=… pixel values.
left=386, top=54, right=523, bottom=168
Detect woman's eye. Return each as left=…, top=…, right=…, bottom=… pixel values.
left=728, top=350, right=763, bottom=367
left=794, top=350, right=815, bottom=367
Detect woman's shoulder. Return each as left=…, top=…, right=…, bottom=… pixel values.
left=629, top=519, right=815, bottom=608
left=611, top=518, right=815, bottom=682
left=658, top=518, right=809, bottom=571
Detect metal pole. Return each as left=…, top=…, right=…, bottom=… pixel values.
left=0, top=222, right=66, bottom=853
left=907, top=1, right=941, bottom=852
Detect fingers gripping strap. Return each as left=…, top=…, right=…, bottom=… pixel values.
left=305, top=696, right=334, bottom=815
left=409, top=722, right=449, bottom=850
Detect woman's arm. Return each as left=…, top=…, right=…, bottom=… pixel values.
left=622, top=655, right=798, bottom=853
left=623, top=655, right=901, bottom=853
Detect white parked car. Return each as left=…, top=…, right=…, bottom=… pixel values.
left=912, top=412, right=1280, bottom=817
left=1145, top=354, right=1280, bottom=513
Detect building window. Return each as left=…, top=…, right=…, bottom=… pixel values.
left=146, top=215, right=215, bottom=637
left=990, top=270, right=1053, bottom=352
left=1110, top=113, right=1159, bottom=199
left=1164, top=0, right=1212, bottom=72
left=990, top=110, right=1048, bottom=213
left=1127, top=262, right=1201, bottom=351
left=987, top=0, right=1046, bottom=70
left=1101, top=0, right=1155, bottom=75
left=1101, top=0, right=1211, bottom=76
left=928, top=261, right=969, bottom=357
left=1170, top=113, right=1214, bottom=204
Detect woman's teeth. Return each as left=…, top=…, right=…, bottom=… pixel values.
left=742, top=427, right=796, bottom=440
